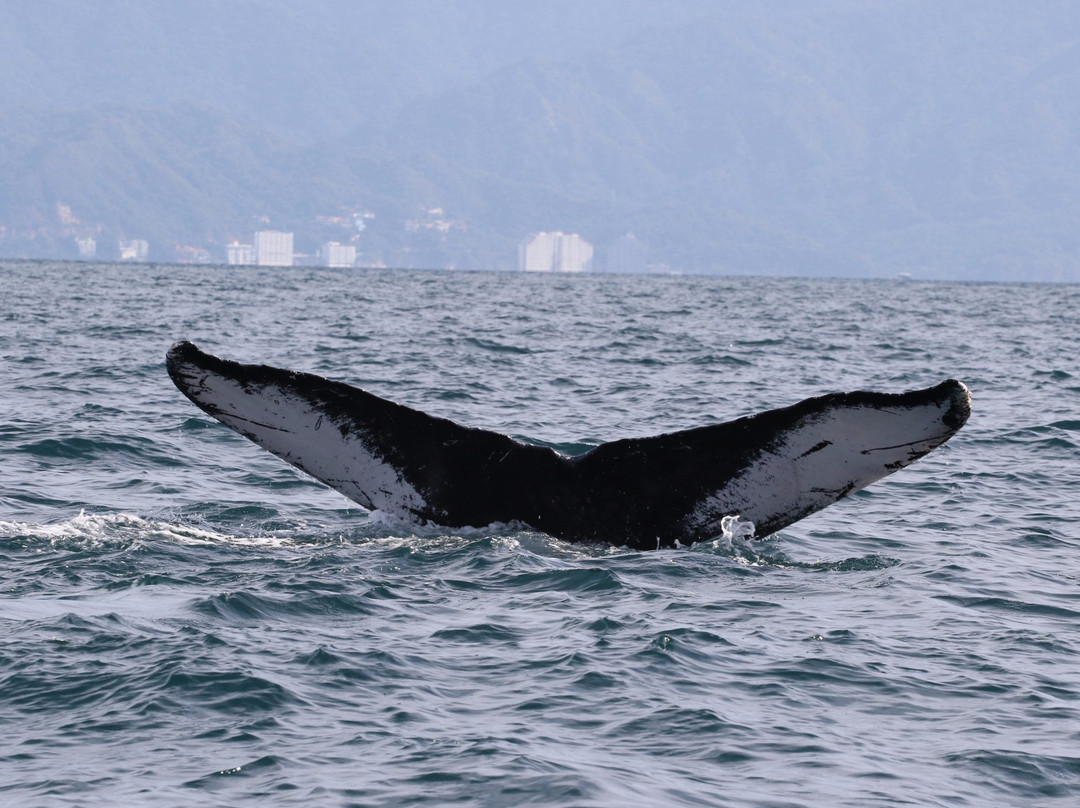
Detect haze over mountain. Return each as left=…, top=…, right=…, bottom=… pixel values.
left=2, top=0, right=1078, bottom=280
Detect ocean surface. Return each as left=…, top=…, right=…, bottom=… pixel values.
left=1, top=260, right=1078, bottom=807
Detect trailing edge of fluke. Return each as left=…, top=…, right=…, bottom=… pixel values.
left=166, top=341, right=970, bottom=550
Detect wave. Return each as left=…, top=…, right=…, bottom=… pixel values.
left=0, top=508, right=893, bottom=573
left=0, top=511, right=297, bottom=550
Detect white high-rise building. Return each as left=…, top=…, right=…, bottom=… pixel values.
left=75, top=237, right=96, bottom=259
left=606, top=234, right=647, bottom=274
left=556, top=233, right=593, bottom=273
left=254, top=230, right=294, bottom=266
left=118, top=239, right=149, bottom=262
left=227, top=242, right=255, bottom=265
left=518, top=231, right=593, bottom=272
left=322, top=242, right=356, bottom=268
left=519, top=231, right=559, bottom=272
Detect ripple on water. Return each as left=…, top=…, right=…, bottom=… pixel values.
left=2, top=266, right=1079, bottom=806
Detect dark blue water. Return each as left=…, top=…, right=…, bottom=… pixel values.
left=2, top=261, right=1078, bottom=806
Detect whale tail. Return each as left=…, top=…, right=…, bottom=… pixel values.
left=167, top=341, right=969, bottom=549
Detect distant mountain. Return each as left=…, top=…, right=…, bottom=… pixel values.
left=2, top=0, right=1079, bottom=280
left=360, top=2, right=1080, bottom=279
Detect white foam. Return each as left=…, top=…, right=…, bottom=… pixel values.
left=0, top=510, right=291, bottom=549
left=720, top=514, right=757, bottom=541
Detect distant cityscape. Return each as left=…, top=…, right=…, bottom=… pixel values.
left=518, top=231, right=649, bottom=273
left=59, top=221, right=661, bottom=273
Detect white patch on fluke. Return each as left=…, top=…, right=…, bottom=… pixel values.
left=684, top=391, right=964, bottom=536
left=180, top=368, right=428, bottom=518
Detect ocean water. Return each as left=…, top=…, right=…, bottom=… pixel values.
left=1, top=260, right=1078, bottom=807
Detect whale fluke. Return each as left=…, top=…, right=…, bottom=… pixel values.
left=166, top=341, right=969, bottom=549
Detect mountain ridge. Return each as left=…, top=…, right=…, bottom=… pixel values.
left=2, top=1, right=1078, bottom=280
